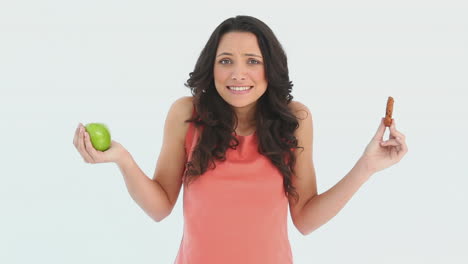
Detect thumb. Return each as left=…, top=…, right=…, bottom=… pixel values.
left=373, top=118, right=386, bottom=140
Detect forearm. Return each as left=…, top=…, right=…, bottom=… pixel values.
left=299, top=158, right=374, bottom=235
left=116, top=152, right=171, bottom=222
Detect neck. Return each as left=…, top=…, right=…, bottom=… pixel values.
left=233, top=104, right=257, bottom=134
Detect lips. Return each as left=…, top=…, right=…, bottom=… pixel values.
left=227, top=86, right=253, bottom=91
left=226, top=86, right=253, bottom=94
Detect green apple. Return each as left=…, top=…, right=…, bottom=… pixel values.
left=85, top=123, right=111, bottom=151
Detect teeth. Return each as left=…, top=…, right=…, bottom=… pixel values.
left=228, top=86, right=251, bottom=91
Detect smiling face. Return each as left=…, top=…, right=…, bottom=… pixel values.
left=213, top=31, right=268, bottom=110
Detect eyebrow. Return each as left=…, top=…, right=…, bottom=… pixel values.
left=216, top=52, right=263, bottom=58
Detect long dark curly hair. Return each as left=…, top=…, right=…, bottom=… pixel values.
left=183, top=15, right=303, bottom=204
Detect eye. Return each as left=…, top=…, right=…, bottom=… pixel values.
left=248, top=59, right=261, bottom=64
left=219, top=58, right=232, bottom=64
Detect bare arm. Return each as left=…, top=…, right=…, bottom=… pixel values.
left=116, top=153, right=172, bottom=222
left=294, top=110, right=407, bottom=235
left=117, top=96, right=193, bottom=222
left=298, top=158, right=373, bottom=235
left=287, top=101, right=372, bottom=235
left=73, top=96, right=207, bottom=222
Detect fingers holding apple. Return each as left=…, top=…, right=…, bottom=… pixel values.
left=73, top=123, right=95, bottom=163
left=74, top=123, right=128, bottom=164
left=83, top=129, right=102, bottom=163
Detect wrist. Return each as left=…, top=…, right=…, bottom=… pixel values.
left=356, top=156, right=376, bottom=179
left=115, top=150, right=132, bottom=167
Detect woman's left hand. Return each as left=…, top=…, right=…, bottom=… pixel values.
left=360, top=118, right=408, bottom=174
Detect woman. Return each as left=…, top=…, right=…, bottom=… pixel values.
left=73, top=15, right=408, bottom=264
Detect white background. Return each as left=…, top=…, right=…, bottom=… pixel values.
left=1, top=0, right=467, bottom=263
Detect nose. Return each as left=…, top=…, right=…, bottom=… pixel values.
left=231, top=75, right=245, bottom=80
left=231, top=64, right=247, bottom=81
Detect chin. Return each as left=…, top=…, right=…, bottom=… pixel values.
left=226, top=99, right=258, bottom=109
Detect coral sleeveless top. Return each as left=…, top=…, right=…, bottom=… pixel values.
left=174, top=108, right=293, bottom=264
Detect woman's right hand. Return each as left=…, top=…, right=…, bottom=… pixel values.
left=73, top=123, right=129, bottom=165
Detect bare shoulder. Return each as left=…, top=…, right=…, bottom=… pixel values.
left=288, top=100, right=312, bottom=121
left=165, top=96, right=194, bottom=142
left=170, top=96, right=194, bottom=120
left=288, top=100, right=313, bottom=146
